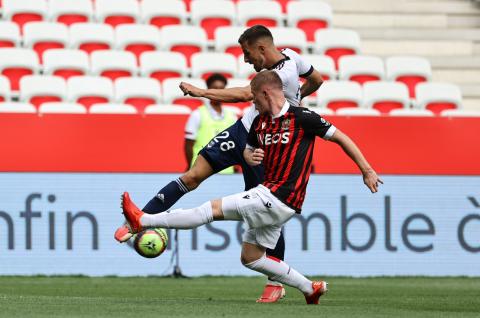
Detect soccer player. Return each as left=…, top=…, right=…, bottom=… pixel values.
left=119, top=70, right=382, bottom=304
left=114, top=25, right=324, bottom=302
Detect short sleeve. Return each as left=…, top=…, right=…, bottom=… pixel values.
left=297, top=108, right=336, bottom=140
left=184, top=110, right=200, bottom=140
left=246, top=116, right=260, bottom=148
left=284, top=48, right=313, bottom=78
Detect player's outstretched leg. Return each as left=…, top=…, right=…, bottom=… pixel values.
left=241, top=242, right=328, bottom=305
left=114, top=155, right=215, bottom=242
left=257, top=230, right=286, bottom=303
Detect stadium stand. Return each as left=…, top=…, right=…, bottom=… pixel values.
left=2, top=0, right=48, bottom=32
left=0, top=101, right=36, bottom=113
left=89, top=102, right=138, bottom=114
left=270, top=27, right=307, bottom=54
left=139, top=51, right=189, bottom=83
left=314, top=28, right=361, bottom=68
left=335, top=107, right=381, bottom=116
left=310, top=107, right=335, bottom=116
left=114, top=24, right=161, bottom=63
left=140, top=0, right=187, bottom=28
left=440, top=109, right=480, bottom=117
left=190, top=0, right=236, bottom=40
left=386, top=56, right=432, bottom=98
left=286, top=1, right=332, bottom=42
left=0, top=21, right=20, bottom=48
left=338, top=55, right=385, bottom=85
left=38, top=102, right=87, bottom=114
left=316, top=80, right=363, bottom=111
left=190, top=52, right=237, bottom=80
left=144, top=104, right=191, bottom=115
left=160, top=25, right=208, bottom=66
left=389, top=108, right=434, bottom=117
left=236, top=0, right=283, bottom=27
left=23, top=22, right=68, bottom=63
left=90, top=50, right=137, bottom=81
left=0, top=75, right=10, bottom=102
left=19, top=75, right=66, bottom=107
left=67, top=76, right=114, bottom=109
left=94, top=0, right=139, bottom=28
left=42, top=49, right=90, bottom=79
left=0, top=48, right=39, bottom=91
left=48, top=0, right=93, bottom=26
left=69, top=23, right=115, bottom=54
left=415, top=82, right=462, bottom=115
left=214, top=26, right=246, bottom=57
left=162, top=77, right=206, bottom=109
left=363, top=81, right=410, bottom=114
left=114, top=77, right=162, bottom=112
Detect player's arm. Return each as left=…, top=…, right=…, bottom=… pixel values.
left=180, top=82, right=253, bottom=103
left=329, top=130, right=383, bottom=193
left=184, top=111, right=200, bottom=170
left=184, top=138, right=195, bottom=170
left=300, top=69, right=323, bottom=99
left=244, top=146, right=264, bottom=166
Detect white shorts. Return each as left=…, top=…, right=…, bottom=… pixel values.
left=222, top=185, right=296, bottom=249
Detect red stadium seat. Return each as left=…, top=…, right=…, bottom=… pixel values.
left=191, top=53, right=237, bottom=80
left=89, top=103, right=138, bottom=114
left=70, top=23, right=114, bottom=55
left=191, top=0, right=235, bottom=40
left=162, top=77, right=206, bottom=110
left=141, top=0, right=186, bottom=28
left=237, top=1, right=282, bottom=27
left=363, top=81, right=410, bottom=115
left=49, top=0, right=92, bottom=26
left=0, top=21, right=20, bottom=48
left=338, top=55, right=385, bottom=85
left=415, top=82, right=462, bottom=115
left=115, top=24, right=160, bottom=64
left=114, top=77, right=162, bottom=113
left=316, top=80, right=363, bottom=111
left=214, top=27, right=246, bottom=58
left=95, top=0, right=139, bottom=28
left=0, top=75, right=11, bottom=102
left=161, top=25, right=207, bottom=66
left=3, top=0, right=47, bottom=32
left=0, top=48, right=39, bottom=91
left=90, top=50, right=137, bottom=81
left=67, top=76, right=114, bottom=109
left=39, top=102, right=87, bottom=114
left=270, top=27, right=307, bottom=54
left=386, top=56, right=432, bottom=98
left=43, top=49, right=89, bottom=80
left=314, top=29, right=361, bottom=69
left=140, top=51, right=188, bottom=84
left=19, top=75, right=66, bottom=108
left=23, top=22, right=68, bottom=63
left=287, top=1, right=332, bottom=42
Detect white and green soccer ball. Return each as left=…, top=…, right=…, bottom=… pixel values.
left=133, top=228, right=168, bottom=258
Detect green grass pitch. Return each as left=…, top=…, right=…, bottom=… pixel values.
left=0, top=276, right=479, bottom=317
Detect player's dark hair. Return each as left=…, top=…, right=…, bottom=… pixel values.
left=251, top=70, right=282, bottom=91
left=206, top=73, right=228, bottom=88
left=238, top=25, right=273, bottom=45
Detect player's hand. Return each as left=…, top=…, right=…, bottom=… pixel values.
left=179, top=82, right=204, bottom=97
left=251, top=148, right=264, bottom=165
left=362, top=169, right=383, bottom=193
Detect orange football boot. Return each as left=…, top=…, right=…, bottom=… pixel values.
left=304, top=281, right=328, bottom=305
left=256, top=284, right=286, bottom=303
left=121, top=192, right=144, bottom=234
left=114, top=223, right=133, bottom=243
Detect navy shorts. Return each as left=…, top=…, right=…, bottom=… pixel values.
left=199, top=119, right=264, bottom=191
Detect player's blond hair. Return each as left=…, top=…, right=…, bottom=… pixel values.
left=251, top=70, right=282, bottom=92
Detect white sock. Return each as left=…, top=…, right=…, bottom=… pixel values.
left=140, top=202, right=213, bottom=229
left=245, top=254, right=313, bottom=295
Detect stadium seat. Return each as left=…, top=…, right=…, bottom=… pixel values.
left=38, top=102, right=87, bottom=114
left=214, top=26, right=246, bottom=57
left=316, top=80, right=363, bottom=111
left=140, top=51, right=188, bottom=84
left=0, top=48, right=40, bottom=91
left=144, top=104, right=191, bottom=114
left=162, top=77, right=206, bottom=110
left=286, top=1, right=332, bottom=42
left=310, top=107, right=334, bottom=116
left=161, top=25, right=208, bottom=66
left=386, top=56, right=432, bottom=98
left=363, top=81, right=410, bottom=114
left=314, top=29, right=361, bottom=69
left=115, top=24, right=161, bottom=63
left=338, top=55, right=385, bottom=85
left=89, top=102, right=138, bottom=114
left=67, top=76, right=114, bottom=109
left=90, top=50, right=137, bottom=81
left=0, top=102, right=36, bottom=113
left=19, top=75, right=67, bottom=108
left=302, top=55, right=336, bottom=80
left=190, top=0, right=235, bottom=40
left=440, top=109, right=480, bottom=117
left=69, top=23, right=115, bottom=54
left=237, top=0, right=282, bottom=27
left=23, top=22, right=69, bottom=63
left=237, top=55, right=256, bottom=79
left=140, top=0, right=187, bottom=28
left=270, top=27, right=307, bottom=54
left=48, top=0, right=93, bottom=26
left=415, top=82, right=462, bottom=115
left=224, top=78, right=252, bottom=109
left=3, top=0, right=47, bottom=32
left=335, top=107, right=381, bottom=116
left=0, top=21, right=21, bottom=48
left=114, top=77, right=162, bottom=113
left=43, top=49, right=89, bottom=80
left=0, top=75, right=11, bottom=102
left=191, top=52, right=237, bottom=80
left=389, top=109, right=434, bottom=117
left=95, top=0, right=139, bottom=28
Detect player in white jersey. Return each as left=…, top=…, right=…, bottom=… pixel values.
left=114, top=25, right=324, bottom=303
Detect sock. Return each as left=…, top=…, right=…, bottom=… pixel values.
left=142, top=178, right=190, bottom=214
left=140, top=202, right=213, bottom=229
left=245, top=254, right=313, bottom=295
left=266, top=229, right=285, bottom=284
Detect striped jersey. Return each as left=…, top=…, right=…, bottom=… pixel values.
left=246, top=101, right=336, bottom=212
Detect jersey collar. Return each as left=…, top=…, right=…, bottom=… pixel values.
left=267, top=52, right=290, bottom=70
left=272, top=100, right=290, bottom=119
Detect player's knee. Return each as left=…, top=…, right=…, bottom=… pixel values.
left=180, top=171, right=202, bottom=190
left=241, top=252, right=261, bottom=266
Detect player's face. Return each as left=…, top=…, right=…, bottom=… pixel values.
left=241, top=42, right=265, bottom=72
left=208, top=79, right=226, bottom=90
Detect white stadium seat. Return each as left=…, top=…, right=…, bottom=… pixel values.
left=190, top=0, right=235, bottom=40
left=43, top=49, right=89, bottom=79
left=363, top=81, right=410, bottom=114
left=309, top=107, right=335, bottom=116
left=302, top=55, right=336, bottom=80
left=316, top=80, right=363, bottom=110
left=224, top=78, right=252, bottom=109
left=115, top=24, right=161, bottom=62
left=89, top=103, right=138, bottom=114
left=389, top=109, right=434, bottom=117
left=335, top=107, right=381, bottom=116
left=386, top=56, right=432, bottom=98
left=440, top=109, right=480, bottom=117
left=214, top=26, right=246, bottom=57
left=38, top=102, right=87, bottom=114
left=161, top=25, right=208, bottom=66
left=0, top=21, right=21, bottom=48
left=286, top=1, right=332, bottom=42
left=162, top=77, right=206, bottom=110
left=314, top=29, right=361, bottom=69
left=140, top=0, right=187, bottom=28
left=415, top=82, right=462, bottom=115
left=19, top=75, right=66, bottom=108
left=191, top=52, right=237, bottom=80
left=140, top=51, right=188, bottom=83
left=237, top=55, right=256, bottom=79
left=0, top=75, right=11, bottom=102
left=90, top=50, right=137, bottom=81
left=69, top=23, right=115, bottom=54
left=0, top=48, right=40, bottom=91
left=270, top=27, right=307, bottom=54
left=94, top=0, right=139, bottom=28
left=114, top=77, right=162, bottom=112
left=0, top=102, right=36, bottom=113
left=23, top=22, right=68, bottom=62
left=144, top=104, right=191, bottom=115
left=48, top=0, right=93, bottom=26
left=237, top=0, right=282, bottom=27
left=3, top=0, right=47, bottom=31
left=338, top=55, right=385, bottom=85
left=67, top=76, right=114, bottom=109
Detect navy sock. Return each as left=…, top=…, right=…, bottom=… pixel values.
left=266, top=229, right=285, bottom=261
left=142, top=178, right=190, bottom=214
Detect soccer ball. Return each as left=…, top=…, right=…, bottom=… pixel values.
left=133, top=228, right=168, bottom=258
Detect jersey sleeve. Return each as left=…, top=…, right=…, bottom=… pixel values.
left=284, top=48, right=314, bottom=78
left=246, top=116, right=260, bottom=149
left=297, top=108, right=336, bottom=140
left=184, top=110, right=200, bottom=140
